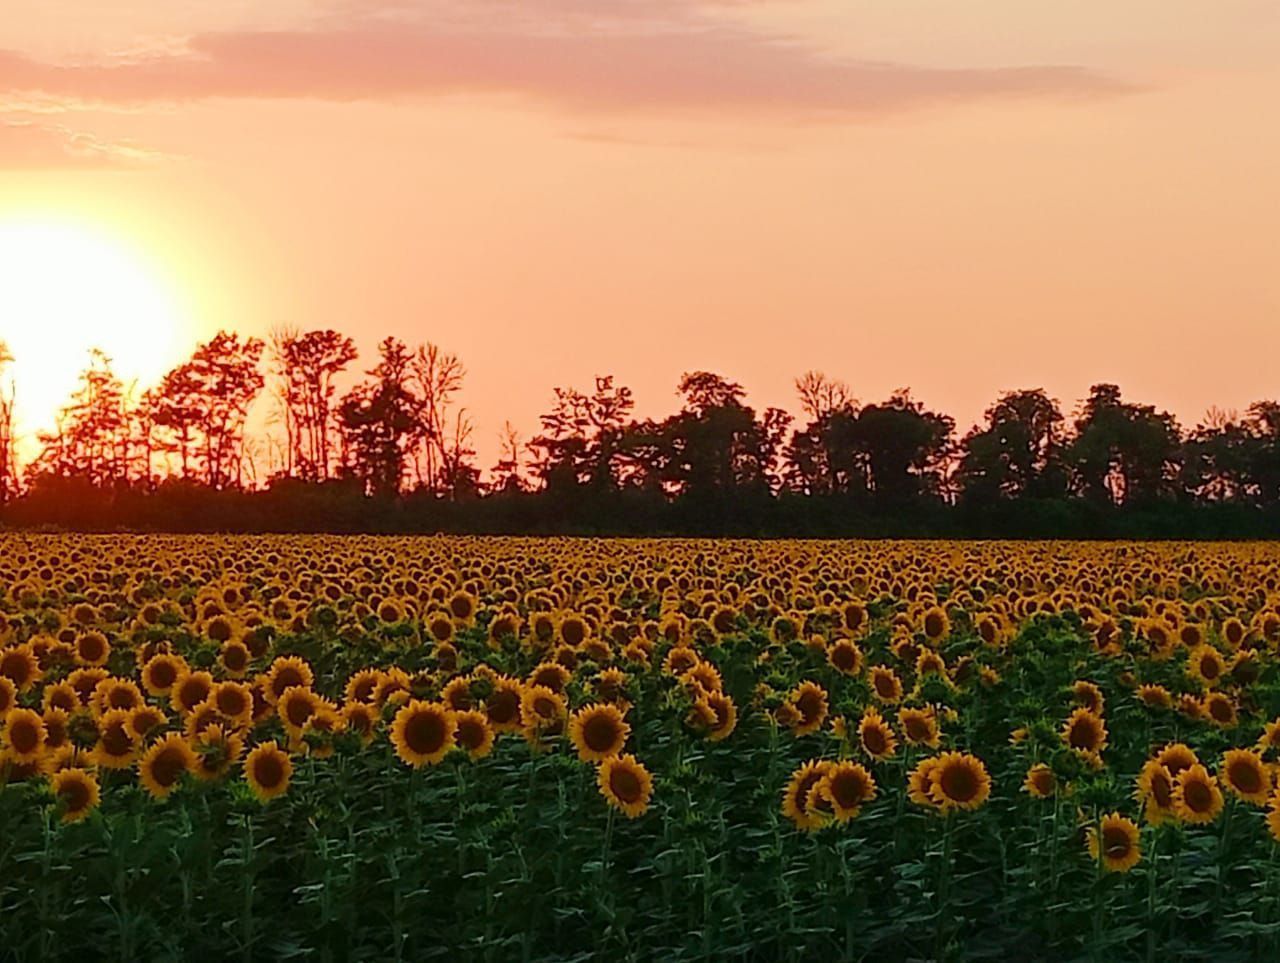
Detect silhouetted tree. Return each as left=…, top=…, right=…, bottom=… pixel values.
left=410, top=344, right=476, bottom=498
left=187, top=332, right=266, bottom=488
left=339, top=338, right=422, bottom=497
left=1067, top=384, right=1181, bottom=505
left=530, top=376, right=635, bottom=493
left=849, top=390, right=954, bottom=502
left=653, top=372, right=791, bottom=498
left=270, top=328, right=357, bottom=481
left=0, top=342, right=16, bottom=503
left=31, top=349, right=131, bottom=487
left=957, top=389, right=1066, bottom=503
left=785, top=372, right=861, bottom=496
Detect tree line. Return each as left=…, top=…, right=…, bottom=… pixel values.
left=1, top=330, right=1279, bottom=537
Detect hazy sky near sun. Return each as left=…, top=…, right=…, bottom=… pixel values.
left=0, top=0, right=1277, bottom=469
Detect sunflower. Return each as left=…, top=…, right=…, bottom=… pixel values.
left=783, top=759, right=833, bottom=830
left=210, top=681, right=253, bottom=729
left=448, top=591, right=478, bottom=625
left=126, top=704, right=168, bottom=742
left=91, top=678, right=144, bottom=717
left=484, top=676, right=525, bottom=733
left=0, top=644, right=41, bottom=691
left=1071, top=680, right=1105, bottom=714
left=681, top=662, right=723, bottom=697
left=138, top=732, right=196, bottom=800
left=921, top=605, right=950, bottom=642
left=927, top=752, right=992, bottom=812
left=1087, top=813, right=1142, bottom=873
left=68, top=668, right=109, bottom=706
left=42, top=681, right=79, bottom=713
left=858, top=708, right=898, bottom=761
left=300, top=707, right=342, bottom=758
left=277, top=686, right=322, bottom=739
left=264, top=656, right=314, bottom=704
left=520, top=685, right=567, bottom=743
left=598, top=753, right=654, bottom=819
left=244, top=740, right=293, bottom=802
left=1023, top=763, right=1057, bottom=799
left=788, top=681, right=829, bottom=737
left=569, top=703, right=630, bottom=763
left=898, top=706, right=941, bottom=749
left=1220, top=749, right=1271, bottom=805
left=141, top=653, right=186, bottom=696
left=1136, top=684, right=1172, bottom=710
left=975, top=614, right=1004, bottom=647
left=593, top=667, right=628, bottom=705
left=769, top=614, right=800, bottom=646
left=1135, top=760, right=1177, bottom=825
left=661, top=646, right=699, bottom=678
left=92, top=709, right=140, bottom=769
left=1062, top=707, right=1108, bottom=757
left=1173, top=764, right=1224, bottom=824
left=171, top=670, right=215, bottom=717
left=73, top=631, right=110, bottom=668
left=41, top=707, right=70, bottom=752
left=1155, top=743, right=1200, bottom=777
left=1222, top=617, right=1247, bottom=648
left=341, top=701, right=379, bottom=745
left=487, top=611, right=521, bottom=648
left=50, top=767, right=100, bottom=824
left=869, top=666, right=903, bottom=705
left=1187, top=644, right=1226, bottom=688
left=695, top=692, right=738, bottom=742
left=3, top=707, right=45, bottom=764
left=1203, top=692, right=1238, bottom=728
left=907, top=756, right=943, bottom=809
left=1258, top=718, right=1280, bottom=755
left=841, top=601, right=868, bottom=635
left=219, top=640, right=252, bottom=678
left=453, top=710, right=496, bottom=760
left=190, top=723, right=245, bottom=780
left=344, top=668, right=382, bottom=705
left=1269, top=792, right=1280, bottom=844
left=827, top=638, right=864, bottom=676
left=441, top=675, right=476, bottom=712
left=425, top=613, right=455, bottom=645
left=376, top=597, right=407, bottom=625
left=816, top=761, right=877, bottom=822
left=528, top=661, right=572, bottom=695
left=391, top=700, right=456, bottom=767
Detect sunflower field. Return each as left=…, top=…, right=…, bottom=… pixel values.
left=4, top=536, right=1280, bottom=960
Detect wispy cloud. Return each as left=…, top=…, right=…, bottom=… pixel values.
left=0, top=1, right=1126, bottom=118
left=0, top=119, right=164, bottom=169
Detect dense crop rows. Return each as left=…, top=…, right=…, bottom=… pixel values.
left=3, top=536, right=1280, bottom=960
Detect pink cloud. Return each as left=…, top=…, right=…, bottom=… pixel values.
left=0, top=3, right=1125, bottom=117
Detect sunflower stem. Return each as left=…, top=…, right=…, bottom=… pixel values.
left=935, top=812, right=955, bottom=961
left=1214, top=796, right=1236, bottom=916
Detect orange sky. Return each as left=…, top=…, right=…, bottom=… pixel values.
left=0, top=0, right=1277, bottom=475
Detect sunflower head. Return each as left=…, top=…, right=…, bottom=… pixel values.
left=50, top=767, right=100, bottom=824
left=1087, top=812, right=1142, bottom=873
left=598, top=753, right=654, bottom=819
left=244, top=740, right=293, bottom=802
left=569, top=703, right=630, bottom=763
left=391, top=700, right=456, bottom=767
left=1173, top=764, right=1224, bottom=824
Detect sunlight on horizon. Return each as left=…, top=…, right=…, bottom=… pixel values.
left=0, top=216, right=194, bottom=456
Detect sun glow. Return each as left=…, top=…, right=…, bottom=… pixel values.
left=0, top=216, right=191, bottom=455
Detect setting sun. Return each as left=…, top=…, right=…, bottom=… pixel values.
left=0, top=217, right=189, bottom=450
